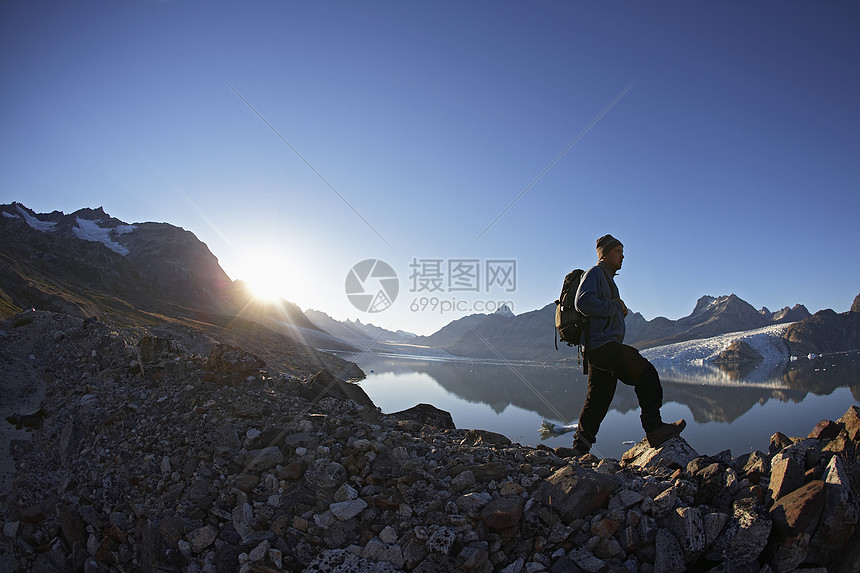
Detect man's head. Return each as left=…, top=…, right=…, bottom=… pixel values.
left=596, top=234, right=624, bottom=271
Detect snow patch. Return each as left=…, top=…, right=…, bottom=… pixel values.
left=114, top=224, right=136, bottom=235
left=2, top=211, right=19, bottom=219
left=16, top=205, right=57, bottom=232
left=641, top=322, right=794, bottom=363
left=72, top=217, right=131, bottom=255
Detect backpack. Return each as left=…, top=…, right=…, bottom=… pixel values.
left=554, top=269, right=589, bottom=351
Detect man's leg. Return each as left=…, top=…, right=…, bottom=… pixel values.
left=609, top=343, right=685, bottom=446
left=573, top=344, right=619, bottom=449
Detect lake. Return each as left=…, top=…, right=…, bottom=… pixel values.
left=338, top=350, right=860, bottom=461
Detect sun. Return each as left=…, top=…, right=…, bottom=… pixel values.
left=239, top=252, right=298, bottom=304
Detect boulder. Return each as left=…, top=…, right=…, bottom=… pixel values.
left=389, top=403, right=455, bottom=430
left=807, top=456, right=859, bottom=566
left=535, top=466, right=620, bottom=522
left=621, top=437, right=699, bottom=470
left=708, top=498, right=772, bottom=567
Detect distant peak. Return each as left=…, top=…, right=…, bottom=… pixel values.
left=494, top=304, right=514, bottom=318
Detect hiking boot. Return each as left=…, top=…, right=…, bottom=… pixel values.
left=646, top=419, right=687, bottom=448
left=555, top=437, right=591, bottom=458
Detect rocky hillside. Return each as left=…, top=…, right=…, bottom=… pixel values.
left=0, top=202, right=358, bottom=353
left=2, top=311, right=859, bottom=572
left=783, top=307, right=860, bottom=355
left=1, top=203, right=235, bottom=316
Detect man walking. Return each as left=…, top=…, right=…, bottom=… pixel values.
left=557, top=234, right=685, bottom=457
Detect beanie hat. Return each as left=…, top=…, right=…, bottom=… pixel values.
left=596, top=234, right=623, bottom=260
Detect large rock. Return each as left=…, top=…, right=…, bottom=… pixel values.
left=767, top=480, right=826, bottom=571
left=480, top=497, right=525, bottom=531
left=535, top=466, right=620, bottom=522
left=621, top=437, right=699, bottom=470
left=708, top=498, right=772, bottom=566
left=389, top=403, right=455, bottom=430
left=300, top=370, right=377, bottom=413
left=808, top=456, right=859, bottom=566
left=768, top=456, right=804, bottom=502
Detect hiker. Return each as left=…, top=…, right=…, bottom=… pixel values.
left=557, top=234, right=686, bottom=457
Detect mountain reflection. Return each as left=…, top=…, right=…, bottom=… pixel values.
left=351, top=351, right=860, bottom=425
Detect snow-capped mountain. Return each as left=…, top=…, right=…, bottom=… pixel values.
left=624, top=294, right=811, bottom=349
left=0, top=202, right=357, bottom=351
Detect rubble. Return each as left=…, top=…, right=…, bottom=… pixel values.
left=1, top=311, right=859, bottom=572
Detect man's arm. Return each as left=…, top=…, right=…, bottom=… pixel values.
left=575, top=267, right=624, bottom=318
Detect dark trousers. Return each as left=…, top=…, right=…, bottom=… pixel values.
left=575, top=341, right=664, bottom=446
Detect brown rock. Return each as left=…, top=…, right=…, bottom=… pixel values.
left=591, top=517, right=621, bottom=538
left=769, top=432, right=795, bottom=454
left=472, top=462, right=507, bottom=483
left=206, top=344, right=265, bottom=373
left=769, top=480, right=826, bottom=536
left=838, top=405, right=860, bottom=442
left=808, top=419, right=841, bottom=440
left=769, top=456, right=804, bottom=502
left=480, top=497, right=525, bottom=530
left=277, top=461, right=306, bottom=481
left=808, top=456, right=859, bottom=566
left=535, top=466, right=620, bottom=522
left=460, top=429, right=511, bottom=447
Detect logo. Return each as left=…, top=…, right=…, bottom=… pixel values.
left=345, top=259, right=399, bottom=313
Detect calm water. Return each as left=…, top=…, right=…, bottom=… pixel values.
left=340, top=351, right=860, bottom=461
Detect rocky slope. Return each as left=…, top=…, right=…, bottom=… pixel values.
left=2, top=311, right=859, bottom=573
left=0, top=202, right=357, bottom=353
left=783, top=308, right=860, bottom=355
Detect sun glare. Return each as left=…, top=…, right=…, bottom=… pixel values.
left=241, top=253, right=297, bottom=304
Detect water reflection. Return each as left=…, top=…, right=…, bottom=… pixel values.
left=349, top=351, right=860, bottom=427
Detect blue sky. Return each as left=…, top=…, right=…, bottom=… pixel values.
left=2, top=1, right=859, bottom=336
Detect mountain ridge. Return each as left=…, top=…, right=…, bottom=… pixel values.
left=3, top=202, right=857, bottom=362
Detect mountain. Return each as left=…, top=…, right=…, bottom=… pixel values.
left=782, top=307, right=860, bottom=355
left=305, top=310, right=416, bottom=348
left=625, top=294, right=811, bottom=349
left=411, top=305, right=528, bottom=359
left=0, top=202, right=356, bottom=352
left=414, top=293, right=821, bottom=363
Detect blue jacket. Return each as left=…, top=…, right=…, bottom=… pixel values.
left=574, top=262, right=625, bottom=351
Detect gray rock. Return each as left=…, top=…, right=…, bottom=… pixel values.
left=244, top=446, right=284, bottom=473
left=231, top=503, right=255, bottom=541
left=651, top=486, right=678, bottom=519
left=708, top=498, right=772, bottom=566
left=330, top=499, right=367, bottom=521
left=654, top=528, right=685, bottom=573
left=622, top=437, right=699, bottom=470
left=703, top=512, right=730, bottom=547
left=362, top=537, right=405, bottom=569
left=568, top=548, right=605, bottom=572
left=426, top=527, right=457, bottom=555
left=187, top=526, right=218, bottom=554
left=305, top=459, right=347, bottom=491
left=671, top=506, right=705, bottom=554
left=451, top=469, right=477, bottom=492
left=456, top=491, right=492, bottom=513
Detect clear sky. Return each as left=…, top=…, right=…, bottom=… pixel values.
left=2, top=1, right=859, bottom=336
